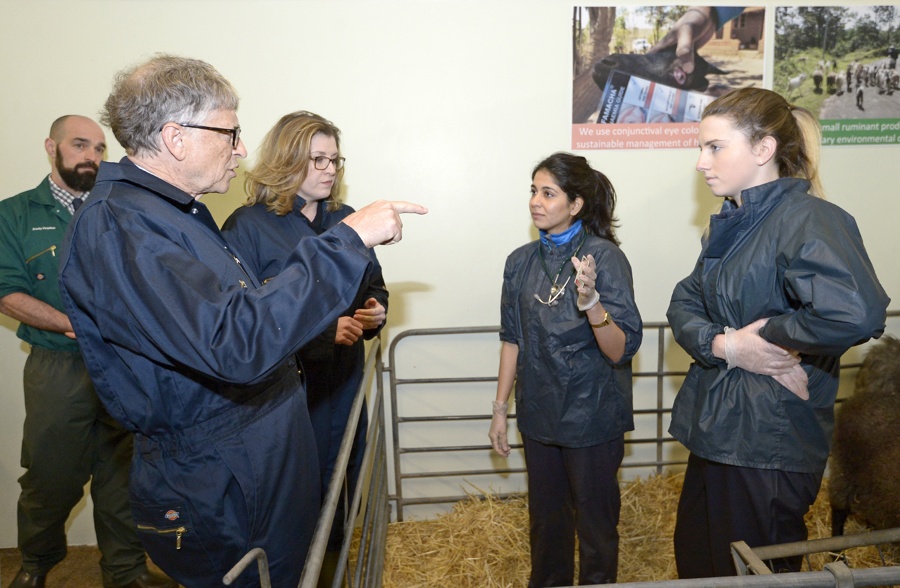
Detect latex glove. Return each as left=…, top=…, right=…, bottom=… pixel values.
left=353, top=297, right=387, bottom=330
left=334, top=316, right=364, bottom=346
left=724, top=318, right=800, bottom=375
left=572, top=255, right=600, bottom=311
left=773, top=364, right=809, bottom=401
left=488, top=400, right=510, bottom=457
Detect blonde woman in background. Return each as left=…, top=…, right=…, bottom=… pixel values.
left=222, top=111, right=388, bottom=585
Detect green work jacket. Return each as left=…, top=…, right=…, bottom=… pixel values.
left=0, top=176, right=79, bottom=351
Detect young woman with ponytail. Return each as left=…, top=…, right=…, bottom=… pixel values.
left=667, top=87, right=890, bottom=577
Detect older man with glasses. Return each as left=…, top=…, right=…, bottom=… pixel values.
left=58, top=54, right=426, bottom=587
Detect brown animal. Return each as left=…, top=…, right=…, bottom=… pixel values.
left=813, top=68, right=824, bottom=91
left=829, top=335, right=900, bottom=536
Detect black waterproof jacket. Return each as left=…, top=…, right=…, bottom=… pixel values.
left=501, top=231, right=642, bottom=448
left=667, top=178, right=889, bottom=473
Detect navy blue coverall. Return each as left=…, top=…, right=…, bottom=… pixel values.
left=58, top=158, right=374, bottom=587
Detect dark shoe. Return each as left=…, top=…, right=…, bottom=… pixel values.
left=120, top=569, right=178, bottom=588
left=7, top=569, right=46, bottom=588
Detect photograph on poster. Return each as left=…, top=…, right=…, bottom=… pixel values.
left=572, top=6, right=765, bottom=150
left=774, top=6, right=900, bottom=146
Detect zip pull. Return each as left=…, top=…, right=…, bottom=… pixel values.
left=227, top=249, right=253, bottom=281
left=25, top=245, right=57, bottom=264
left=136, top=523, right=187, bottom=550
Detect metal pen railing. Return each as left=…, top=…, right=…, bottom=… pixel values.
left=224, top=341, right=389, bottom=587
left=386, top=311, right=900, bottom=522
left=224, top=309, right=899, bottom=585
left=385, top=322, right=690, bottom=521
left=299, top=341, right=389, bottom=588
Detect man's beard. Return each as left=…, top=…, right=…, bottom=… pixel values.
left=56, top=149, right=98, bottom=192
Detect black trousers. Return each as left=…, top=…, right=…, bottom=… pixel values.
left=674, top=453, right=822, bottom=578
left=523, top=435, right=624, bottom=587
left=18, top=347, right=146, bottom=586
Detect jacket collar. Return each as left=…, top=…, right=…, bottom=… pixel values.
left=98, top=157, right=196, bottom=208
left=95, top=157, right=222, bottom=236
left=721, top=177, right=811, bottom=219
left=24, top=176, right=55, bottom=204
left=705, top=177, right=810, bottom=259
left=24, top=177, right=72, bottom=222
left=292, top=196, right=329, bottom=232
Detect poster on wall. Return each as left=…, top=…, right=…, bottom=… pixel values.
left=572, top=6, right=766, bottom=150
left=775, top=6, right=900, bottom=146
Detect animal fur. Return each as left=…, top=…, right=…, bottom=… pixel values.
left=786, top=73, right=807, bottom=98
left=591, top=46, right=726, bottom=94
left=829, top=336, right=900, bottom=536
left=813, top=69, right=824, bottom=91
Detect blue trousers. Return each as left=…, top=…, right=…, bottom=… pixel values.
left=129, top=370, right=320, bottom=587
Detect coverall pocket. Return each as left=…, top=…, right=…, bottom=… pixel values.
left=215, top=435, right=259, bottom=540
left=132, top=502, right=193, bottom=553
left=132, top=500, right=230, bottom=587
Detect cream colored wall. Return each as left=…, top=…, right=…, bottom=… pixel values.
left=0, top=0, right=897, bottom=547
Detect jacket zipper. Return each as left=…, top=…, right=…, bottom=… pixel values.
left=136, top=524, right=187, bottom=550
left=26, top=245, right=56, bottom=264
left=227, top=248, right=252, bottom=288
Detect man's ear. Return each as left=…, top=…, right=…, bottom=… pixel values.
left=160, top=123, right=188, bottom=161
left=44, top=137, right=57, bottom=159
left=755, top=135, right=777, bottom=167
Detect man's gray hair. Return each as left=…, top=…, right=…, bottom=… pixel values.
left=101, top=54, right=239, bottom=156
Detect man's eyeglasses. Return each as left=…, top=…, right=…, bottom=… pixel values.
left=310, top=156, right=346, bottom=171
left=178, top=123, right=242, bottom=148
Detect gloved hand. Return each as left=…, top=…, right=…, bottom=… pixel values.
left=488, top=400, right=511, bottom=457
left=773, top=364, right=809, bottom=400
left=572, top=255, right=600, bottom=311
left=724, top=318, right=800, bottom=375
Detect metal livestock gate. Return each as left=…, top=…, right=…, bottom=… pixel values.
left=225, top=343, right=390, bottom=588
left=387, top=322, right=689, bottom=522
left=225, top=310, right=899, bottom=586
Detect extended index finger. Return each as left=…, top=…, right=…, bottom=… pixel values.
left=389, top=201, right=429, bottom=215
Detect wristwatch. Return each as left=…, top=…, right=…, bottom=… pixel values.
left=590, top=311, right=611, bottom=329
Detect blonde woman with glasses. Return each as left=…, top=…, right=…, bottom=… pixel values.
left=222, top=111, right=388, bottom=584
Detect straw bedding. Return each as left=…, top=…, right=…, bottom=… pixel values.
left=379, top=474, right=897, bottom=587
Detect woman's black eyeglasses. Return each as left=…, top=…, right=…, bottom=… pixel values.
left=310, top=156, right=346, bottom=171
